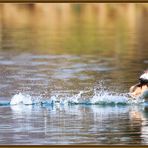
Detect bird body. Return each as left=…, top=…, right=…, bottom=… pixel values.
left=129, top=70, right=148, bottom=100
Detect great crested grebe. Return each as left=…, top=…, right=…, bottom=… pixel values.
left=129, top=70, right=148, bottom=99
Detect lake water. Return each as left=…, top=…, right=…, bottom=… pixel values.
left=0, top=3, right=148, bottom=145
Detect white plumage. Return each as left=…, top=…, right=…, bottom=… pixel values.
left=140, top=71, right=148, bottom=80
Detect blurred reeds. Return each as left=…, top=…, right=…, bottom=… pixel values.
left=0, top=3, right=148, bottom=29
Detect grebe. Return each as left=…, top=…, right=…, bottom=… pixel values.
left=129, top=70, right=148, bottom=100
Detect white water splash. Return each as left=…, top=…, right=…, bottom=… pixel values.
left=67, top=91, right=83, bottom=104
left=65, top=90, right=130, bottom=105
left=10, top=93, right=33, bottom=105
left=91, top=91, right=128, bottom=105
left=9, top=89, right=145, bottom=107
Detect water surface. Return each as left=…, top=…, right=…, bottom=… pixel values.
left=0, top=3, right=148, bottom=145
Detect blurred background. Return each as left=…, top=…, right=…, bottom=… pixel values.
left=0, top=3, right=148, bottom=53
left=0, top=3, right=148, bottom=94
left=0, top=3, right=148, bottom=54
